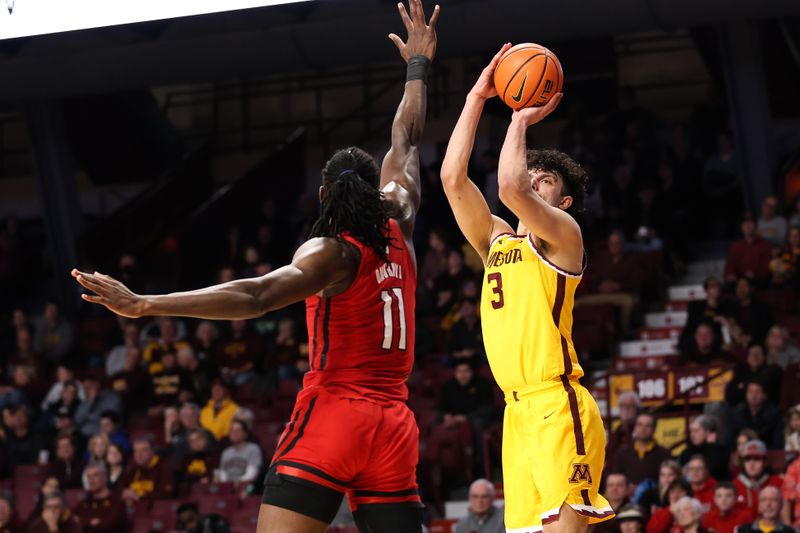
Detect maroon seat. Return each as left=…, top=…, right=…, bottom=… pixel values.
left=130, top=514, right=175, bottom=533
left=190, top=482, right=235, bottom=497
left=196, top=494, right=239, bottom=518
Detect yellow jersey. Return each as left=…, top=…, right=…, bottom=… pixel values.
left=480, top=233, right=584, bottom=392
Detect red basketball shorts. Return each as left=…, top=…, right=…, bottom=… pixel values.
left=270, top=386, right=421, bottom=509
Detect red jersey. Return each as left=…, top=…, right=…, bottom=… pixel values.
left=303, top=219, right=416, bottom=404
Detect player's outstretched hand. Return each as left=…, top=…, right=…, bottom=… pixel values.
left=469, top=43, right=513, bottom=100
left=512, top=92, right=563, bottom=126
left=388, top=0, right=440, bottom=63
left=71, top=269, right=144, bottom=318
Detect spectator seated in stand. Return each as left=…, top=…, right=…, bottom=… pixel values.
left=681, top=322, right=729, bottom=367
left=437, top=360, right=494, bottom=434
left=726, top=345, right=782, bottom=408
left=679, top=277, right=732, bottom=356
left=431, top=249, right=474, bottom=315
left=728, top=277, right=773, bottom=347
left=166, top=402, right=216, bottom=466
left=177, top=428, right=217, bottom=495
left=147, top=350, right=194, bottom=417
left=120, top=436, right=175, bottom=503
left=685, top=455, right=717, bottom=513
left=733, top=440, right=783, bottom=517
left=575, top=230, right=644, bottom=333
left=104, top=443, right=126, bottom=491
left=445, top=297, right=485, bottom=368
left=216, top=319, right=260, bottom=387
left=218, top=419, right=262, bottom=484
left=73, top=375, right=122, bottom=440
left=0, top=491, right=23, bottom=533
left=595, top=473, right=630, bottom=533
left=612, top=413, right=672, bottom=486
left=679, top=415, right=730, bottom=481
left=670, top=496, right=712, bottom=533
left=617, top=504, right=646, bottom=533
left=104, top=322, right=139, bottom=379
left=47, top=434, right=84, bottom=489
left=200, top=380, right=239, bottom=442
left=98, top=411, right=129, bottom=454
left=3, top=404, right=44, bottom=469
left=756, top=196, right=788, bottom=248
left=609, top=391, right=641, bottom=459
left=453, top=479, right=504, bottom=533
left=141, top=317, right=191, bottom=375
left=40, top=366, right=85, bottom=414
left=702, top=481, right=754, bottom=533
left=766, top=325, right=800, bottom=370
left=725, top=214, right=772, bottom=288
left=25, top=491, right=82, bottom=533
left=33, top=302, right=73, bottom=368
left=634, top=459, right=681, bottom=517
left=729, top=383, right=785, bottom=450
left=75, top=462, right=126, bottom=533
left=738, top=486, right=795, bottom=533
left=106, top=345, right=148, bottom=416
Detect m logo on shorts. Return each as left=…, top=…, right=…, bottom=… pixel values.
left=569, top=463, right=592, bottom=484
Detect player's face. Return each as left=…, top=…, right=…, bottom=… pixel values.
left=528, top=170, right=571, bottom=211
left=714, top=489, right=735, bottom=513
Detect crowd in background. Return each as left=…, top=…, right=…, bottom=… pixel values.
left=0, top=90, right=800, bottom=532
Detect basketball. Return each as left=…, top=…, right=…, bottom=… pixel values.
left=493, top=43, right=563, bottom=110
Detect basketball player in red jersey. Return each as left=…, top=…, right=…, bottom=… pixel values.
left=71, top=2, right=439, bottom=531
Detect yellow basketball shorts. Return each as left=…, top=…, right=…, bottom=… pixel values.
left=502, top=378, right=614, bottom=532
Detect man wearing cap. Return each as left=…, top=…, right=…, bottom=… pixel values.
left=453, top=479, right=504, bottom=533
left=738, top=486, right=795, bottom=533
left=616, top=504, right=645, bottom=533
left=734, top=440, right=783, bottom=517
left=702, top=481, right=754, bottom=533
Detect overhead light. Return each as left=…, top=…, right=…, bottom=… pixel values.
left=0, top=0, right=313, bottom=40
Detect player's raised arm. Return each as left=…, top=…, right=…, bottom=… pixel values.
left=71, top=237, right=356, bottom=320
left=497, top=94, right=582, bottom=256
left=440, top=44, right=514, bottom=264
left=380, top=0, right=439, bottom=233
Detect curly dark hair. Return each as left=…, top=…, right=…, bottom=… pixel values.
left=526, top=149, right=589, bottom=216
left=309, top=146, right=392, bottom=262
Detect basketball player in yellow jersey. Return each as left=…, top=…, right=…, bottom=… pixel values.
left=440, top=44, right=614, bottom=533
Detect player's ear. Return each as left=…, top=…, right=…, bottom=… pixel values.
left=559, top=195, right=573, bottom=211
left=319, top=185, right=325, bottom=202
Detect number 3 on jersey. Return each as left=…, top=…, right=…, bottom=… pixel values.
left=487, top=272, right=505, bottom=309
left=381, top=288, right=407, bottom=350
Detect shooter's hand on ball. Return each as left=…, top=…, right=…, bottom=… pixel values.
left=511, top=91, right=563, bottom=126
left=469, top=43, right=513, bottom=100
left=72, top=269, right=144, bottom=318
left=388, top=0, right=440, bottom=63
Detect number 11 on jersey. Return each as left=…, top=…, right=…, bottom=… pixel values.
left=381, top=288, right=407, bottom=350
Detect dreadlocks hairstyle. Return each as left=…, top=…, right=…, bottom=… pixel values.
left=310, top=146, right=392, bottom=262
left=526, top=149, right=589, bottom=216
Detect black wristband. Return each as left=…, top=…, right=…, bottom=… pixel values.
left=406, top=55, right=431, bottom=83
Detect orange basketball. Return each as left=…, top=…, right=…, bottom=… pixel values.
left=493, top=43, right=563, bottom=110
